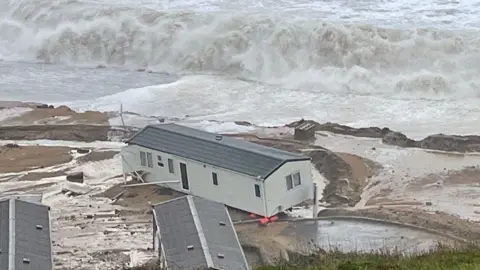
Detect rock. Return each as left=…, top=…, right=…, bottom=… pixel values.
left=382, top=131, right=416, bottom=148
left=55, top=105, right=74, bottom=113
left=425, top=201, right=433, bottom=206
left=75, top=148, right=90, bottom=154
left=4, top=143, right=20, bottom=148
left=234, top=121, right=252, bottom=126
left=288, top=119, right=480, bottom=153
left=66, top=172, right=84, bottom=183
left=418, top=134, right=480, bottom=152
left=299, top=121, right=391, bottom=138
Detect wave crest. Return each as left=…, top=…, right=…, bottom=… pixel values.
left=2, top=0, right=480, bottom=96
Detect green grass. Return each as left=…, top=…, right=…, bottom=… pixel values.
left=126, top=245, right=480, bottom=270
left=258, top=245, right=480, bottom=270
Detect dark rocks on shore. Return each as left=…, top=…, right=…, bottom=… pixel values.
left=35, top=104, right=54, bottom=109
left=234, top=121, right=252, bottom=126
left=4, top=143, right=20, bottom=148
left=66, top=172, right=84, bottom=183
left=288, top=119, right=480, bottom=153
left=418, top=134, right=480, bottom=152
left=75, top=148, right=90, bottom=154
left=382, top=131, right=416, bottom=148
left=288, top=119, right=392, bottom=138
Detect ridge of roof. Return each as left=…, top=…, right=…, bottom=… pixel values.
left=150, top=124, right=307, bottom=160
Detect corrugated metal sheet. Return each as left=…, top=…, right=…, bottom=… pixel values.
left=0, top=199, right=9, bottom=270
left=127, top=124, right=310, bottom=178
left=153, top=195, right=249, bottom=270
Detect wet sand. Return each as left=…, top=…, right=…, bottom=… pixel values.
left=0, top=145, right=72, bottom=173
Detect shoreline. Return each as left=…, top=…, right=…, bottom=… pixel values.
left=2, top=101, right=480, bottom=153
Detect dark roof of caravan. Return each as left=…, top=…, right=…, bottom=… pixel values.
left=153, top=195, right=249, bottom=270
left=0, top=198, right=52, bottom=270
left=126, top=123, right=310, bottom=178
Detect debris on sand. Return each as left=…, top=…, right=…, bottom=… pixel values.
left=61, top=182, right=92, bottom=197
left=66, top=172, right=84, bottom=183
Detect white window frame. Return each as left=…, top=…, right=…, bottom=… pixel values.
left=293, top=172, right=301, bottom=186
left=147, top=152, right=153, bottom=168
left=286, top=175, right=293, bottom=190
left=168, top=158, right=175, bottom=174
left=140, top=151, right=147, bottom=166
left=286, top=171, right=302, bottom=191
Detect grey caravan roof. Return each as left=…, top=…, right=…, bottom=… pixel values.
left=0, top=198, right=52, bottom=270
left=127, top=123, right=310, bottom=179
left=153, top=195, right=250, bottom=270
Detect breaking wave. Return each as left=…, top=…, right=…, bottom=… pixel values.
left=2, top=0, right=480, bottom=96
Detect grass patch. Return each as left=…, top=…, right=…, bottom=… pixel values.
left=258, top=244, right=480, bottom=270
left=124, top=244, right=480, bottom=270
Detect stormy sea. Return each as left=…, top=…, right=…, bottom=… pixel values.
left=1, top=0, right=480, bottom=137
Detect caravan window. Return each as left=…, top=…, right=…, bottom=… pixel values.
left=254, top=184, right=261, bottom=198
left=212, top=172, right=218, bottom=186
left=157, top=155, right=164, bottom=167
left=140, top=151, right=146, bottom=166
left=168, top=158, right=175, bottom=174
left=147, top=152, right=153, bottom=168
left=293, top=172, right=302, bottom=186
left=285, top=175, right=293, bottom=190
